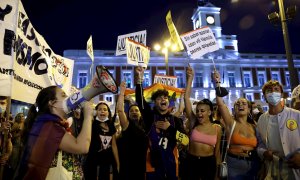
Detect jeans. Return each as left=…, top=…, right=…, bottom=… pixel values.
left=227, top=155, right=260, bottom=180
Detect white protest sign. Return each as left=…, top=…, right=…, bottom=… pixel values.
left=154, top=75, right=177, bottom=87
left=9, top=2, right=74, bottom=103
left=180, top=26, right=219, bottom=59
left=126, top=38, right=150, bottom=68
left=0, top=0, right=19, bottom=96
left=116, top=30, right=147, bottom=56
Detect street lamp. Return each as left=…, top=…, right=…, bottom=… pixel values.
left=268, top=1, right=299, bottom=90
left=154, top=40, right=178, bottom=75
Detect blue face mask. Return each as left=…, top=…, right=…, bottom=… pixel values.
left=266, top=92, right=281, bottom=106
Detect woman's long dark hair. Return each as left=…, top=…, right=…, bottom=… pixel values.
left=22, top=86, right=58, bottom=143
left=95, top=102, right=112, bottom=121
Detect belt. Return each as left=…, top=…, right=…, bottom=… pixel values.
left=188, top=153, right=214, bottom=160
left=228, top=153, right=252, bottom=161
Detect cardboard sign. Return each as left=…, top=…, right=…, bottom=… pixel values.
left=116, top=30, right=147, bottom=56
left=154, top=75, right=177, bottom=87
left=180, top=26, right=219, bottom=59
left=126, top=38, right=150, bottom=68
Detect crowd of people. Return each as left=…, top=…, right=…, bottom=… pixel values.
left=0, top=65, right=300, bottom=180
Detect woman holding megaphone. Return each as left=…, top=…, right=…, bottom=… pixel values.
left=14, top=86, right=94, bottom=180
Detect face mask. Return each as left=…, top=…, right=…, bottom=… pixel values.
left=96, top=116, right=109, bottom=122
left=266, top=92, right=281, bottom=106
left=252, top=108, right=259, bottom=115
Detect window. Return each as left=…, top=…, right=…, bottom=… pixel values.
left=122, top=71, right=132, bottom=88
left=194, top=72, right=203, bottom=87
left=261, top=93, right=265, bottom=101
left=285, top=72, right=290, bottom=87
left=271, top=71, right=280, bottom=82
left=243, top=72, right=252, bottom=88
left=77, top=70, right=88, bottom=88
left=258, top=72, right=266, bottom=87
left=228, top=72, right=236, bottom=87
left=143, top=71, right=151, bottom=87
left=263, top=106, right=268, bottom=112
left=104, top=95, right=113, bottom=102
left=176, top=72, right=185, bottom=88
left=245, top=93, right=254, bottom=102
left=157, top=70, right=166, bottom=76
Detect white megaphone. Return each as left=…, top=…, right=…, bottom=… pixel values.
left=62, top=65, right=118, bottom=113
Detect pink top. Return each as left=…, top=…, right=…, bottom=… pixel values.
left=190, top=125, right=218, bottom=147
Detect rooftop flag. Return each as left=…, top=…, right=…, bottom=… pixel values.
left=87, top=35, right=94, bottom=62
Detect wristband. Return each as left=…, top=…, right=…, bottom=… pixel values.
left=215, top=87, right=229, bottom=97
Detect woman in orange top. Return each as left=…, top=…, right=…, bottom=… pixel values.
left=213, top=71, right=260, bottom=180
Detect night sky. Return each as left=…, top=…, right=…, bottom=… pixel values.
left=21, top=0, right=300, bottom=55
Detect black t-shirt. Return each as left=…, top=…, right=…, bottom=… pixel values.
left=117, top=121, right=148, bottom=179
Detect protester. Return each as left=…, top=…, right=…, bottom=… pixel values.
left=14, top=86, right=94, bottom=180
left=291, top=84, right=300, bottom=110
left=117, top=81, right=148, bottom=180
left=213, top=71, right=260, bottom=179
left=9, top=113, right=25, bottom=172
left=84, top=102, right=120, bottom=180
left=256, top=80, right=300, bottom=179
left=184, top=67, right=222, bottom=180
left=251, top=102, right=264, bottom=123
left=135, top=66, right=189, bottom=180
left=0, top=96, right=13, bottom=178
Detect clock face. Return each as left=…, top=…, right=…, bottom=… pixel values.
left=206, top=16, right=215, bottom=25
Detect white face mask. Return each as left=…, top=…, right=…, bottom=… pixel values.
left=252, top=108, right=260, bottom=115
left=266, top=92, right=281, bottom=106
left=96, top=116, right=109, bottom=122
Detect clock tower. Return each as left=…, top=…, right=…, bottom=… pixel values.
left=191, top=0, right=238, bottom=51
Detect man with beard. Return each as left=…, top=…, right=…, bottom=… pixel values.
left=117, top=81, right=148, bottom=180
left=134, top=67, right=189, bottom=180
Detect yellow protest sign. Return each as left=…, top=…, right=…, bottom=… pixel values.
left=166, top=11, right=184, bottom=51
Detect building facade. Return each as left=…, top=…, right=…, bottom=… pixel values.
left=64, top=2, right=300, bottom=112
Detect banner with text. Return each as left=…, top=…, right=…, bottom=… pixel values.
left=0, top=0, right=20, bottom=96
left=180, top=26, right=219, bottom=59
left=154, top=75, right=177, bottom=88
left=0, top=1, right=74, bottom=103
left=116, top=30, right=147, bottom=56
left=166, top=11, right=184, bottom=51
left=126, top=38, right=150, bottom=68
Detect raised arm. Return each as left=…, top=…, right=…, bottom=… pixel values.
left=173, top=93, right=185, bottom=118
left=117, top=81, right=130, bottom=131
left=134, top=66, right=152, bottom=131
left=212, top=70, right=233, bottom=128
left=59, top=101, right=94, bottom=154
left=184, top=66, right=196, bottom=131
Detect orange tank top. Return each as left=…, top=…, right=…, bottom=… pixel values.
left=230, top=132, right=257, bottom=148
